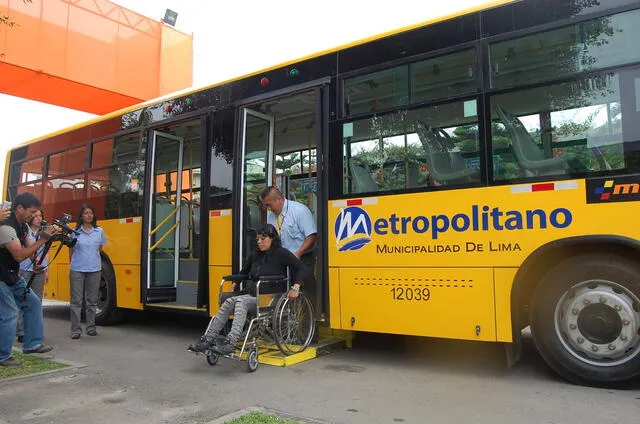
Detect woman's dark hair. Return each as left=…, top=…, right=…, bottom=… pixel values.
left=256, top=224, right=281, bottom=250
left=76, top=204, right=98, bottom=228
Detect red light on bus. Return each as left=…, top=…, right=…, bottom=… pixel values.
left=260, top=77, right=269, bottom=87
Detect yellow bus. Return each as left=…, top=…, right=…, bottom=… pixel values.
left=5, top=0, right=640, bottom=386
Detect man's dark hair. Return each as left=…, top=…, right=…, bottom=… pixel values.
left=259, top=185, right=282, bottom=201
left=12, top=192, right=41, bottom=211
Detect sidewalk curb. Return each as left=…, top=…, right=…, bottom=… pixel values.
left=1, top=348, right=87, bottom=384
left=205, top=406, right=333, bottom=424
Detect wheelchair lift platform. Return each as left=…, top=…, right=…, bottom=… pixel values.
left=248, top=330, right=350, bottom=368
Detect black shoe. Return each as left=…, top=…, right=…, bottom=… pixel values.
left=0, top=357, right=21, bottom=367
left=188, top=338, right=212, bottom=353
left=23, top=344, right=53, bottom=354
left=16, top=335, right=24, bottom=343
left=87, top=329, right=98, bottom=336
left=214, top=339, right=236, bottom=355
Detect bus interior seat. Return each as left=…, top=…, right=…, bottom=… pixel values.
left=192, top=206, right=200, bottom=236
left=493, top=104, right=580, bottom=177
left=406, top=162, right=422, bottom=188
left=247, top=201, right=262, bottom=232
left=179, top=202, right=190, bottom=250
left=415, top=121, right=479, bottom=184
left=349, top=163, right=378, bottom=193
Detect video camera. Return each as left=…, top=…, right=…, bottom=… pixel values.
left=41, top=213, right=78, bottom=248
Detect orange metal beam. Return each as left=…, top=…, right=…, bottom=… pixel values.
left=0, top=0, right=192, bottom=114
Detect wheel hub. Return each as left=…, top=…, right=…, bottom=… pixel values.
left=556, top=280, right=640, bottom=366
left=577, top=303, right=622, bottom=345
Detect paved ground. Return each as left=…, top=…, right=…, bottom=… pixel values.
left=1, top=302, right=639, bottom=424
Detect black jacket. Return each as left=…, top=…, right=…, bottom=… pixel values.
left=0, top=212, right=28, bottom=284
left=237, top=247, right=310, bottom=296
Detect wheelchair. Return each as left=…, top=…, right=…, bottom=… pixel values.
left=194, top=274, right=315, bottom=372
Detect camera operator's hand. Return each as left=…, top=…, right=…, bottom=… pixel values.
left=38, top=225, right=56, bottom=241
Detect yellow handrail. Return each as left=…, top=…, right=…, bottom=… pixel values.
left=150, top=207, right=178, bottom=236
left=150, top=221, right=179, bottom=252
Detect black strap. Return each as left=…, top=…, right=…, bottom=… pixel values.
left=24, top=241, right=65, bottom=299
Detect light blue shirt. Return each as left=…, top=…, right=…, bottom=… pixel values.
left=70, top=226, right=106, bottom=272
left=267, top=199, right=317, bottom=255
left=19, top=228, right=47, bottom=272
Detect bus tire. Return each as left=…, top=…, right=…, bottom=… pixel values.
left=95, top=258, right=126, bottom=326
left=530, top=253, right=640, bottom=386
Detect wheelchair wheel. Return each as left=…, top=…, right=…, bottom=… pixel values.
left=272, top=293, right=315, bottom=356
left=206, top=353, right=219, bottom=366
left=247, top=348, right=259, bottom=372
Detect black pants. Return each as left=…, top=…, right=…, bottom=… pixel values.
left=299, top=253, right=319, bottom=320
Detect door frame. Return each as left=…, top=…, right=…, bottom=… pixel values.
left=232, top=82, right=330, bottom=316
left=145, top=130, right=184, bottom=293
left=237, top=108, right=275, bottom=269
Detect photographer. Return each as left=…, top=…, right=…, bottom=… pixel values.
left=16, top=208, right=49, bottom=343
left=0, top=193, right=55, bottom=367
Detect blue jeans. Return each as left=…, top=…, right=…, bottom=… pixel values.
left=0, top=277, right=45, bottom=361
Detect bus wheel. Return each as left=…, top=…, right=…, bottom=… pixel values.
left=95, top=258, right=126, bottom=326
left=531, top=253, right=640, bottom=386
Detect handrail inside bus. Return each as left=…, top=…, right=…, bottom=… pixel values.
left=149, top=206, right=179, bottom=236
left=150, top=221, right=180, bottom=252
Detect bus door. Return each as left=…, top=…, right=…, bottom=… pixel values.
left=239, top=108, right=275, bottom=263
left=146, top=130, right=184, bottom=302
left=237, top=89, right=325, bottom=318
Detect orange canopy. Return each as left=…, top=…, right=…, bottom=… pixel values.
left=0, top=0, right=193, bottom=114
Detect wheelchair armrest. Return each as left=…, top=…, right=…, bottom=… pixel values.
left=255, top=276, right=288, bottom=296
left=222, top=274, right=249, bottom=282
left=257, top=275, right=286, bottom=282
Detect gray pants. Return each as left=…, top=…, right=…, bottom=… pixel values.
left=204, top=294, right=257, bottom=344
left=16, top=271, right=45, bottom=337
left=70, top=270, right=101, bottom=335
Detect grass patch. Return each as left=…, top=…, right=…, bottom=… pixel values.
left=0, top=352, right=68, bottom=379
left=227, top=411, right=299, bottom=424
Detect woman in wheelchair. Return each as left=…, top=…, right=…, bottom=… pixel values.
left=188, top=224, right=310, bottom=355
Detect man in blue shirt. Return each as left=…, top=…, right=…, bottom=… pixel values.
left=260, top=186, right=318, bottom=322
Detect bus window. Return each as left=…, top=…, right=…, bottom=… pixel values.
left=344, top=65, right=409, bottom=117
left=87, top=133, right=145, bottom=220
left=342, top=99, right=481, bottom=195
left=48, top=146, right=86, bottom=177
left=490, top=8, right=640, bottom=90
left=490, top=72, right=628, bottom=181
left=43, top=173, right=85, bottom=219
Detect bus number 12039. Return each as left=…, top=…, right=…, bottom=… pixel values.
left=390, top=287, right=431, bottom=301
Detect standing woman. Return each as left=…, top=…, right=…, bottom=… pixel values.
left=69, top=204, right=106, bottom=339
left=16, top=209, right=49, bottom=343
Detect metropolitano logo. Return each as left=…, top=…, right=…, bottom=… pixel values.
left=334, top=206, right=372, bottom=251
left=587, top=176, right=640, bottom=203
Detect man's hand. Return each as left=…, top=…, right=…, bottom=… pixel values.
left=38, top=226, right=56, bottom=241
left=0, top=208, right=10, bottom=221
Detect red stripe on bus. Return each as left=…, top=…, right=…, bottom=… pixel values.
left=210, top=211, right=221, bottom=216
left=125, top=218, right=134, bottom=223
left=532, top=183, right=554, bottom=192
left=346, top=199, right=362, bottom=206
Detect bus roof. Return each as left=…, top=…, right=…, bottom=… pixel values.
left=14, top=0, right=515, bottom=150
